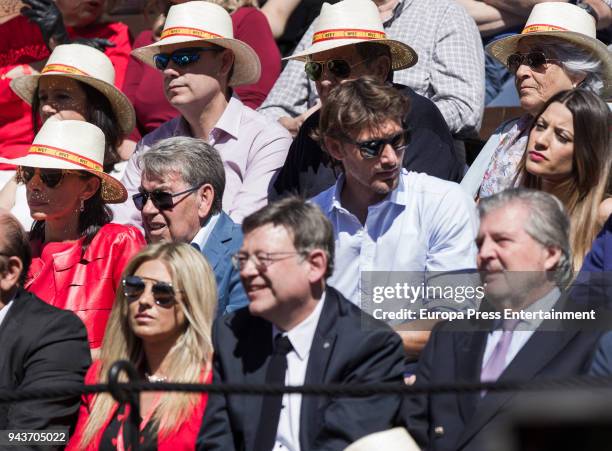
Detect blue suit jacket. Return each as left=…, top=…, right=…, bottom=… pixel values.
left=581, top=214, right=612, bottom=271
left=201, top=212, right=248, bottom=317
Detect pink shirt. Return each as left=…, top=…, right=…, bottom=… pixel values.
left=111, top=96, right=291, bottom=225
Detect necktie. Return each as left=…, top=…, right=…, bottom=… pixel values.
left=481, top=319, right=521, bottom=386
left=254, top=334, right=293, bottom=451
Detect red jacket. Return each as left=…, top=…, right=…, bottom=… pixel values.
left=67, top=360, right=211, bottom=451
left=26, top=223, right=146, bottom=349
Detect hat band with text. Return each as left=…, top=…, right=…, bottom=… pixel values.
left=160, top=26, right=223, bottom=41
left=41, top=64, right=90, bottom=76
left=28, top=145, right=102, bottom=171
left=312, top=28, right=387, bottom=44
left=522, top=24, right=568, bottom=34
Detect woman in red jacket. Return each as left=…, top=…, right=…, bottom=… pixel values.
left=0, top=118, right=146, bottom=353
left=68, top=242, right=216, bottom=450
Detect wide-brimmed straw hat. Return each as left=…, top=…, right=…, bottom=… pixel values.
left=286, top=0, right=417, bottom=71
left=486, top=2, right=612, bottom=98
left=131, top=1, right=261, bottom=87
left=0, top=0, right=22, bottom=23
left=10, top=44, right=136, bottom=136
left=0, top=119, right=127, bottom=203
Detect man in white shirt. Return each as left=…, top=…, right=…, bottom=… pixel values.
left=197, top=197, right=406, bottom=451
left=310, top=77, right=478, bottom=359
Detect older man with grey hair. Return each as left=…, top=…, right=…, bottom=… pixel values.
left=134, top=136, right=247, bottom=316
left=401, top=188, right=601, bottom=451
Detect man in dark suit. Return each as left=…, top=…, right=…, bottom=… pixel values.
left=136, top=136, right=248, bottom=315
left=196, top=197, right=406, bottom=451
left=0, top=211, right=90, bottom=441
left=401, top=189, right=601, bottom=451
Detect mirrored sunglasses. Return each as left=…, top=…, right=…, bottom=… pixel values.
left=506, top=52, right=559, bottom=74
left=17, top=166, right=86, bottom=188
left=341, top=130, right=410, bottom=159
left=153, top=47, right=222, bottom=70
left=304, top=59, right=369, bottom=82
left=122, top=275, right=177, bottom=307
left=132, top=184, right=202, bottom=211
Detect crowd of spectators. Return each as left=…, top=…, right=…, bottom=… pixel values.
left=0, top=0, right=610, bottom=449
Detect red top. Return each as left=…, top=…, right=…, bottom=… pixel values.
left=67, top=360, right=212, bottom=451
left=0, top=16, right=133, bottom=169
left=25, top=223, right=146, bottom=349
left=124, top=6, right=280, bottom=140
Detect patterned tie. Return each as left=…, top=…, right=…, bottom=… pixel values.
left=254, top=334, right=293, bottom=451
left=481, top=319, right=521, bottom=388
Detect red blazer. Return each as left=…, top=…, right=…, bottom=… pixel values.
left=26, top=223, right=146, bottom=349
left=67, top=361, right=211, bottom=451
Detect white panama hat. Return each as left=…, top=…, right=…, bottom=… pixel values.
left=286, top=0, right=417, bottom=71
left=486, top=2, right=612, bottom=98
left=131, top=1, right=261, bottom=87
left=0, top=119, right=127, bottom=203
left=10, top=44, right=136, bottom=136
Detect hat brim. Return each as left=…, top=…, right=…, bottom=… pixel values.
left=0, top=153, right=128, bottom=203
left=285, top=38, right=418, bottom=71
left=10, top=73, right=136, bottom=136
left=131, top=36, right=262, bottom=87
left=485, top=31, right=612, bottom=99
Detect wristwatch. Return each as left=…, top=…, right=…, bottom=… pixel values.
left=570, top=0, right=600, bottom=22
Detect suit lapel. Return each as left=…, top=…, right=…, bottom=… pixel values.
left=455, top=329, right=488, bottom=422
left=299, top=288, right=340, bottom=448
left=0, top=290, right=30, bottom=385
left=203, top=213, right=233, bottom=270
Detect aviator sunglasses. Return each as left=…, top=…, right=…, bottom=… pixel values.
left=132, top=184, right=204, bottom=211
left=506, top=52, right=559, bottom=74
left=304, top=58, right=370, bottom=82
left=18, top=166, right=86, bottom=188
left=153, top=47, right=221, bottom=70
left=341, top=129, right=410, bottom=160
left=122, top=275, right=177, bottom=307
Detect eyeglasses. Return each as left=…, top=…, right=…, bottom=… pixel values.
left=506, top=52, right=559, bottom=74
left=304, top=58, right=370, bottom=81
left=153, top=47, right=222, bottom=70
left=122, top=275, right=177, bottom=307
left=132, top=184, right=203, bottom=211
left=231, top=251, right=304, bottom=271
left=340, top=129, right=410, bottom=159
left=17, top=166, right=86, bottom=188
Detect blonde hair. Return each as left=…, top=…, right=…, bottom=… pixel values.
left=79, top=242, right=217, bottom=447
left=516, top=89, right=612, bottom=273
left=203, top=0, right=259, bottom=13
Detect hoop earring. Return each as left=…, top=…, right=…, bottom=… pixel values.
left=80, top=198, right=85, bottom=212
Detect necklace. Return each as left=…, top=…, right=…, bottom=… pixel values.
left=145, top=373, right=168, bottom=383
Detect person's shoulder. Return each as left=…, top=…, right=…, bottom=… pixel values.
left=240, top=102, right=292, bottom=139
left=13, top=290, right=85, bottom=330
left=98, top=223, right=144, bottom=239
left=403, top=171, right=466, bottom=197
left=232, top=6, right=264, bottom=22
left=309, top=183, right=335, bottom=213
left=140, top=116, right=184, bottom=147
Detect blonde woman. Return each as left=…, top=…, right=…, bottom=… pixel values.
left=515, top=89, right=612, bottom=273
left=67, top=242, right=216, bottom=450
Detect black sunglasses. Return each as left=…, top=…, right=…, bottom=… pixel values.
left=506, top=52, right=559, bottom=74
left=18, top=166, right=86, bottom=188
left=341, top=130, right=410, bottom=159
left=122, top=275, right=177, bottom=307
left=132, top=184, right=203, bottom=211
left=304, top=58, right=370, bottom=82
left=153, top=47, right=221, bottom=70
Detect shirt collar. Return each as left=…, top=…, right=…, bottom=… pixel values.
left=190, top=213, right=221, bottom=251
left=519, top=287, right=561, bottom=330
left=273, top=293, right=326, bottom=361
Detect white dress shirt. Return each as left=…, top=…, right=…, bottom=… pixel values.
left=189, top=213, right=220, bottom=251
left=272, top=294, right=326, bottom=451
left=0, top=299, right=13, bottom=328
left=311, top=170, right=478, bottom=308
left=482, top=288, right=561, bottom=374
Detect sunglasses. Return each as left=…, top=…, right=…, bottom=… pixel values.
left=153, top=47, right=221, bottom=70
left=341, top=130, right=410, bottom=159
left=122, top=275, right=177, bottom=307
left=17, top=166, right=86, bottom=188
left=132, top=184, right=203, bottom=211
left=304, top=58, right=370, bottom=82
left=506, top=52, right=559, bottom=74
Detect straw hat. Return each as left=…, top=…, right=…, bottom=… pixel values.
left=0, top=0, right=22, bottom=23
left=286, top=0, right=417, bottom=71
left=0, top=119, right=127, bottom=203
left=486, top=2, right=612, bottom=98
left=131, top=1, right=261, bottom=87
left=10, top=44, right=136, bottom=136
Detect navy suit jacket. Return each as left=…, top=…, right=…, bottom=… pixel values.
left=196, top=287, right=406, bottom=451
left=401, top=298, right=600, bottom=451
left=201, top=212, right=248, bottom=316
